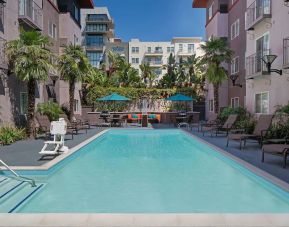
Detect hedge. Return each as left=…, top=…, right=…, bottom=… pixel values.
left=86, top=86, right=198, bottom=105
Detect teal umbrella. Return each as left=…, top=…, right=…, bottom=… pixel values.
left=97, top=93, right=130, bottom=101
left=165, top=93, right=194, bottom=101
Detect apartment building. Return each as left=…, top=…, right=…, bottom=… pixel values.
left=104, top=38, right=129, bottom=67
left=193, top=0, right=229, bottom=120
left=228, top=0, right=246, bottom=109
left=81, top=7, right=115, bottom=68
left=245, top=0, right=289, bottom=114
left=129, top=37, right=203, bottom=81
left=0, top=0, right=94, bottom=125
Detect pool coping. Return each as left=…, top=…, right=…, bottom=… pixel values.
left=1, top=128, right=289, bottom=227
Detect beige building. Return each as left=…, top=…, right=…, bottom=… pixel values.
left=128, top=37, right=204, bottom=81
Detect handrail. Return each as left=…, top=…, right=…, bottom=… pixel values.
left=0, top=159, right=36, bottom=187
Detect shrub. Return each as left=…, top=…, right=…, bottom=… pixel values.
left=0, top=126, right=26, bottom=145
left=218, top=107, right=249, bottom=123
left=37, top=102, right=63, bottom=121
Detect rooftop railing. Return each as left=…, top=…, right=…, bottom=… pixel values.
left=18, top=0, right=43, bottom=30
left=284, top=38, right=289, bottom=69
left=246, top=0, right=271, bottom=30
left=246, top=49, right=270, bottom=79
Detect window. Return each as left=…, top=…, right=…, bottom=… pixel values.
left=188, top=44, right=194, bottom=53
left=167, top=47, right=174, bottom=53
left=132, top=58, right=139, bottom=64
left=20, top=92, right=28, bottom=115
left=231, top=56, right=239, bottom=74
left=74, top=99, right=80, bottom=112
left=155, top=47, right=162, bottom=53
left=147, top=47, right=152, bottom=53
left=74, top=35, right=79, bottom=45
left=179, top=44, right=183, bottom=52
left=231, top=19, right=240, bottom=40
left=231, top=97, right=240, bottom=109
left=132, top=47, right=139, bottom=53
left=86, top=35, right=104, bottom=46
left=87, top=52, right=103, bottom=67
left=255, top=92, right=269, bottom=114
left=49, top=21, right=57, bottom=39
left=73, top=3, right=80, bottom=22
left=208, top=3, right=214, bottom=20
left=208, top=100, right=214, bottom=112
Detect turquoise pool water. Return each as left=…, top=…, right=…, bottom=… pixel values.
left=17, top=129, right=289, bottom=213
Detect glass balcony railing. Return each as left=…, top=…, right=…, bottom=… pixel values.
left=284, top=38, right=289, bottom=68
left=246, top=0, right=271, bottom=30
left=145, top=50, right=163, bottom=55
left=246, top=49, right=270, bottom=79
left=18, top=0, right=43, bottom=30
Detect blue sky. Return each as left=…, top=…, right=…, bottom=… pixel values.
left=93, top=0, right=205, bottom=42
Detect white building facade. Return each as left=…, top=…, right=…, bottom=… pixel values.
left=128, top=37, right=204, bottom=81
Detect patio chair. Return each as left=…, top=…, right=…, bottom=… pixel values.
left=35, top=114, right=51, bottom=138
left=202, top=114, right=238, bottom=137
left=74, top=114, right=91, bottom=129
left=226, top=114, right=274, bottom=150
left=60, top=114, right=88, bottom=134
left=262, top=142, right=289, bottom=168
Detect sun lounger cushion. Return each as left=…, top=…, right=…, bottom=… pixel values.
left=262, top=144, right=289, bottom=153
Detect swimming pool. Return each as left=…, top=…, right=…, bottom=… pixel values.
left=2, top=129, right=289, bottom=213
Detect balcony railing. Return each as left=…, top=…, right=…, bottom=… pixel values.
left=85, top=43, right=104, bottom=51
left=18, top=0, right=43, bottom=30
left=177, top=50, right=195, bottom=55
left=284, top=38, right=289, bottom=69
left=246, top=49, right=270, bottom=79
left=144, top=60, right=163, bottom=66
left=0, top=37, right=7, bottom=69
left=85, top=16, right=114, bottom=29
left=145, top=50, right=163, bottom=55
left=246, top=0, right=271, bottom=30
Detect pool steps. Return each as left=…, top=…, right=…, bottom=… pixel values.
left=0, top=177, right=44, bottom=213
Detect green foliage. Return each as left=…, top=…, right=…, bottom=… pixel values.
left=218, top=107, right=255, bottom=133
left=37, top=102, right=63, bottom=121
left=94, top=102, right=129, bottom=112
left=86, top=86, right=197, bottom=105
left=0, top=126, right=26, bottom=145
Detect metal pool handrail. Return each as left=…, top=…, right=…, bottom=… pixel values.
left=0, top=159, right=36, bottom=187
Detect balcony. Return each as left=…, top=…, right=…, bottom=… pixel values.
left=85, top=44, right=104, bottom=51
left=284, top=38, right=289, bottom=69
left=0, top=37, right=7, bottom=70
left=246, top=49, right=270, bottom=79
left=246, top=0, right=271, bottom=30
left=177, top=50, right=195, bottom=56
left=18, top=0, right=43, bottom=30
left=85, top=16, right=114, bottom=29
left=84, top=28, right=114, bottom=38
left=144, top=60, right=163, bottom=67
left=144, top=50, right=163, bottom=56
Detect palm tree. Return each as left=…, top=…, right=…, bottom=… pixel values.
left=140, top=63, right=154, bottom=87
left=200, top=37, right=233, bottom=113
left=58, top=44, right=90, bottom=121
left=161, top=53, right=178, bottom=88
left=6, top=29, right=54, bottom=138
left=183, top=54, right=198, bottom=83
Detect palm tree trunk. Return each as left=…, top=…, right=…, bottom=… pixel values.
left=213, top=84, right=219, bottom=114
left=27, top=79, right=36, bottom=139
left=69, top=80, right=75, bottom=121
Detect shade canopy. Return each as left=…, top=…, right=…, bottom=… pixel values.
left=165, top=94, right=194, bottom=102
left=97, top=93, right=130, bottom=101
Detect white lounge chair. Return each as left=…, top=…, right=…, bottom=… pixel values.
left=39, top=118, right=69, bottom=156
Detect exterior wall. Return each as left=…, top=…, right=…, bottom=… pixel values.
left=205, top=11, right=229, bottom=120
left=58, top=13, right=83, bottom=115
left=129, top=37, right=203, bottom=82
left=228, top=0, right=246, bottom=108
left=245, top=0, right=289, bottom=114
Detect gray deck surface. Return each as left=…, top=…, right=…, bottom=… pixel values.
left=0, top=124, right=289, bottom=184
